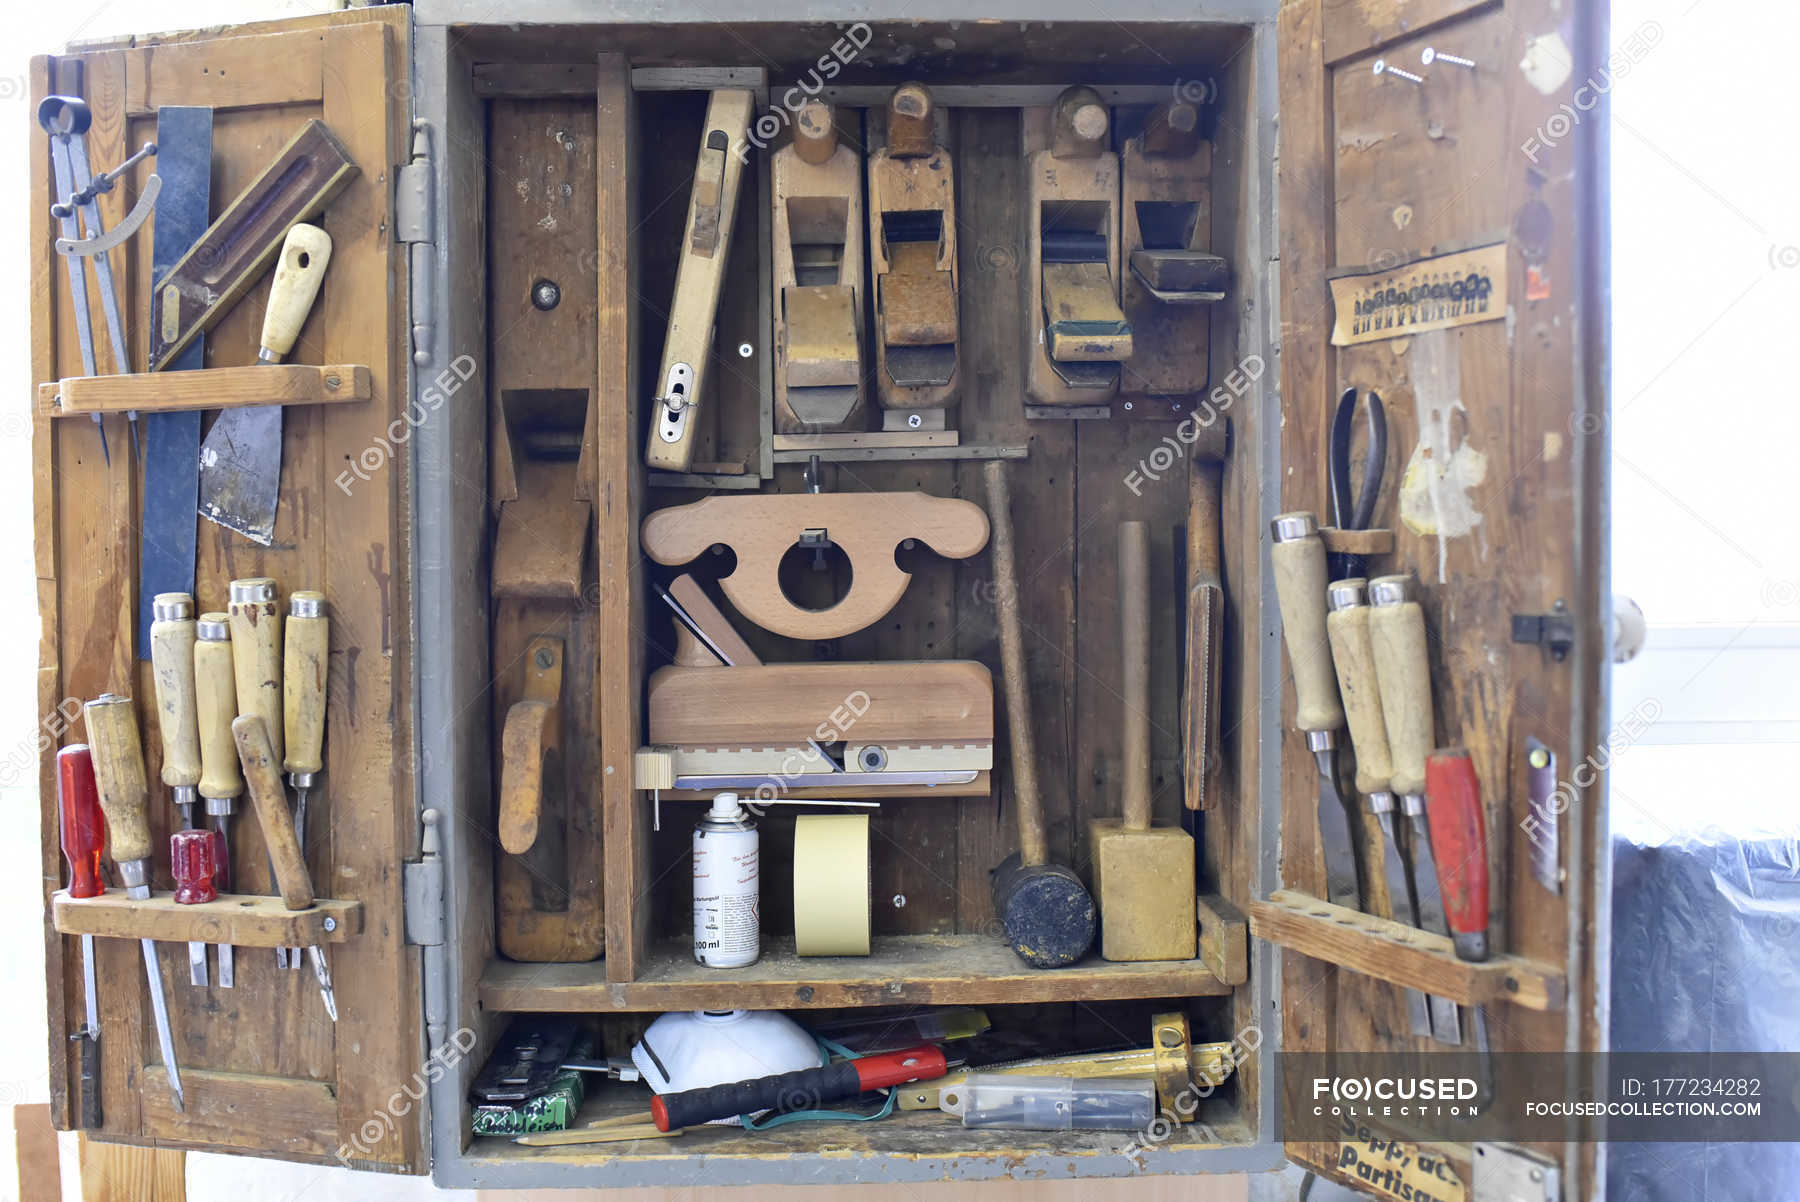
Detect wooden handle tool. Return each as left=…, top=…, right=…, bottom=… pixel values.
left=82, top=695, right=152, bottom=870
left=233, top=714, right=310, bottom=909
left=229, top=578, right=284, bottom=766
left=983, top=460, right=1095, bottom=968
left=149, top=594, right=202, bottom=829
left=1182, top=424, right=1228, bottom=810
left=259, top=224, right=333, bottom=363
left=1119, top=521, right=1153, bottom=832
left=81, top=693, right=186, bottom=1111
left=282, top=592, right=327, bottom=785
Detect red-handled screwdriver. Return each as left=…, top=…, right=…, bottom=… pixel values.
left=56, top=744, right=104, bottom=1129
left=172, top=827, right=224, bottom=986
left=1425, top=747, right=1493, bottom=1093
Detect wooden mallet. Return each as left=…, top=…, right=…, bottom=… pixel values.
left=984, top=460, right=1097, bottom=968
left=1091, top=521, right=1198, bottom=961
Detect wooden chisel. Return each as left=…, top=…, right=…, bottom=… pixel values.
left=1326, top=577, right=1431, bottom=1036
left=194, top=612, right=240, bottom=985
left=1269, top=512, right=1361, bottom=911
left=1368, top=573, right=1461, bottom=1045
left=83, top=695, right=185, bottom=1113
left=149, top=593, right=221, bottom=986
left=228, top=578, right=288, bottom=969
left=282, top=592, right=329, bottom=969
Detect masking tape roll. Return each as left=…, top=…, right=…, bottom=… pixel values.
left=793, top=813, right=872, bottom=956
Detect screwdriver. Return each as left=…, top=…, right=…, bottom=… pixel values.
left=282, top=591, right=328, bottom=970
left=150, top=593, right=219, bottom=986
left=1426, top=747, right=1495, bottom=1096
left=229, top=578, right=289, bottom=970
left=195, top=611, right=240, bottom=986
left=82, top=694, right=185, bottom=1113
left=1269, top=512, right=1362, bottom=911
left=1368, top=573, right=1462, bottom=1045
left=1325, top=577, right=1433, bottom=1037
left=171, top=827, right=224, bottom=992
left=234, top=715, right=337, bottom=1021
left=56, top=744, right=105, bottom=1129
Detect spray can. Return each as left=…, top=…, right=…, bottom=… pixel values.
left=693, top=792, right=759, bottom=967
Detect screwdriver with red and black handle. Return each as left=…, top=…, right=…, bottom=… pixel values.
left=649, top=1044, right=950, bottom=1132
left=56, top=744, right=105, bottom=1129
left=1426, top=747, right=1494, bottom=1091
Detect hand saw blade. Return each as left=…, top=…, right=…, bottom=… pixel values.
left=198, top=404, right=282, bottom=544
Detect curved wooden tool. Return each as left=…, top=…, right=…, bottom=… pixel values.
left=641, top=492, right=990, bottom=639
left=498, top=635, right=564, bottom=856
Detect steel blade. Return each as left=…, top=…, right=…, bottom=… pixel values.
left=1374, top=804, right=1433, bottom=1038
left=197, top=404, right=282, bottom=544
left=1314, top=752, right=1362, bottom=911
left=140, top=939, right=185, bottom=1112
left=1404, top=810, right=1465, bottom=1045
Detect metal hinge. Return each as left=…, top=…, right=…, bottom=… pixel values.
left=396, top=119, right=435, bottom=366
left=1511, top=598, right=1574, bottom=661
left=403, top=807, right=446, bottom=948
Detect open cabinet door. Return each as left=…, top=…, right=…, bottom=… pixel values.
left=1269, top=0, right=1610, bottom=1196
left=33, top=7, right=426, bottom=1171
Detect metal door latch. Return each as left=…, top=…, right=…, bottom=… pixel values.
left=1512, top=599, right=1574, bottom=660
left=1473, top=1142, right=1561, bottom=1202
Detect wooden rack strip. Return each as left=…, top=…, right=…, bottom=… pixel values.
left=1248, top=890, right=1564, bottom=1011
left=38, top=364, right=371, bottom=417
left=52, top=890, right=363, bottom=948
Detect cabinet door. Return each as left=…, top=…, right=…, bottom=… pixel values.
left=33, top=7, right=426, bottom=1171
left=1273, top=0, right=1611, bottom=1195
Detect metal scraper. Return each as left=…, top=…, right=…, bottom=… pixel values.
left=197, top=223, right=333, bottom=544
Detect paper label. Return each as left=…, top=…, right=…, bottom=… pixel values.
left=1329, top=244, right=1507, bottom=346
left=1331, top=1132, right=1467, bottom=1202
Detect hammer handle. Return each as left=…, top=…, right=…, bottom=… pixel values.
left=1120, top=522, right=1152, bottom=831
left=983, top=460, right=1048, bottom=868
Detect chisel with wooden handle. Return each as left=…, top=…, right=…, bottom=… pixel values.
left=1326, top=577, right=1431, bottom=1037
left=229, top=577, right=289, bottom=968
left=1368, top=573, right=1461, bottom=1045
left=282, top=591, right=328, bottom=969
left=195, top=611, right=240, bottom=985
left=1269, top=512, right=1361, bottom=911
left=82, top=694, right=185, bottom=1112
left=234, top=715, right=337, bottom=1021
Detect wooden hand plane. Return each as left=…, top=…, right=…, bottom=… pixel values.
left=1024, top=87, right=1133, bottom=407
left=646, top=88, right=755, bottom=473
left=868, top=83, right=960, bottom=423
left=1119, top=99, right=1230, bottom=407
left=773, top=100, right=866, bottom=433
left=636, top=490, right=996, bottom=800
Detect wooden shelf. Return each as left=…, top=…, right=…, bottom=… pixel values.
left=37, top=363, right=371, bottom=418
left=480, top=934, right=1230, bottom=1013
left=1248, top=890, right=1564, bottom=1011
left=771, top=442, right=1029, bottom=464
left=52, top=889, right=363, bottom=948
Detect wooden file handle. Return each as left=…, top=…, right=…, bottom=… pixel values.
left=1325, top=581, right=1395, bottom=797
left=83, top=695, right=152, bottom=865
left=983, top=460, right=1048, bottom=868
left=282, top=592, right=328, bottom=778
left=195, top=615, right=243, bottom=802
left=1270, top=513, right=1344, bottom=737
left=149, top=593, right=202, bottom=792
left=1119, top=521, right=1153, bottom=832
left=233, top=715, right=314, bottom=910
left=229, top=578, right=284, bottom=767
left=1368, top=574, right=1433, bottom=799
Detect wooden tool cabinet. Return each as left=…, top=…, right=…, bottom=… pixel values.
left=32, top=0, right=1613, bottom=1194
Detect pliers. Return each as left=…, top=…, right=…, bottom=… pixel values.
left=1327, top=386, right=1387, bottom=580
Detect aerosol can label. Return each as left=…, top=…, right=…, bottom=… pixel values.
left=694, top=812, right=759, bottom=968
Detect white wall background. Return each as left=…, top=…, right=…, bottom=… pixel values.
left=0, top=0, right=1788, bottom=1198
